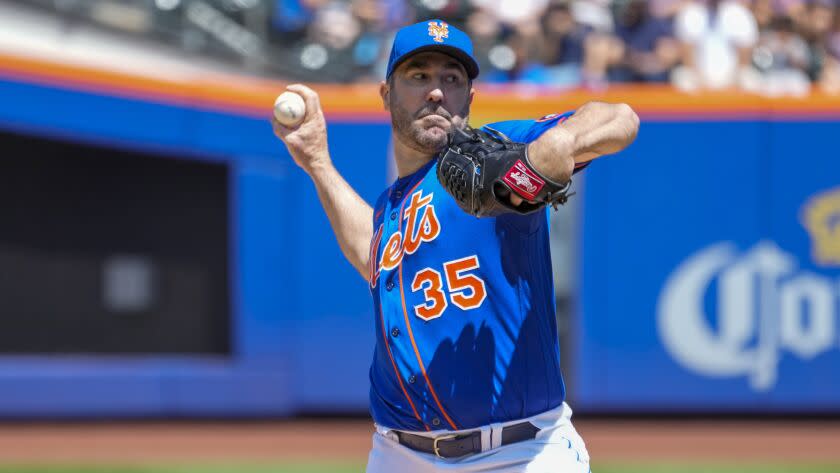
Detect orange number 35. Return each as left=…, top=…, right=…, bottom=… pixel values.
left=410, top=255, right=487, bottom=321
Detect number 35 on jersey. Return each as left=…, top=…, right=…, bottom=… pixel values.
left=368, top=190, right=487, bottom=321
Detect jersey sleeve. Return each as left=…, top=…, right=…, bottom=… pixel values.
left=481, top=111, right=591, bottom=175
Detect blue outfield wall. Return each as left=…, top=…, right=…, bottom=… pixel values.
left=576, top=120, right=840, bottom=412
left=0, top=77, right=387, bottom=416
left=1, top=75, right=839, bottom=416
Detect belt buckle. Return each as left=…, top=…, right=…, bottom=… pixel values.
left=432, top=433, right=459, bottom=458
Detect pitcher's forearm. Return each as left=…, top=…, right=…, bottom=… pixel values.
left=308, top=161, right=374, bottom=279
left=560, top=102, right=639, bottom=161
left=271, top=84, right=374, bottom=279
left=528, top=102, right=639, bottom=183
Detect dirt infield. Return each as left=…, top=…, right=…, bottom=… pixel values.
left=0, top=418, right=838, bottom=465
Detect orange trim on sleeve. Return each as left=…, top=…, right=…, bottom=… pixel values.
left=396, top=179, right=459, bottom=431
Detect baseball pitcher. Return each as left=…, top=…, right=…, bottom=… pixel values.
left=273, top=19, right=639, bottom=473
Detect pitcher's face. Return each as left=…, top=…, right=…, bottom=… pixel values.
left=383, top=51, right=474, bottom=154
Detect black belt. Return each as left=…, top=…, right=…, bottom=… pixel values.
left=395, top=421, right=539, bottom=459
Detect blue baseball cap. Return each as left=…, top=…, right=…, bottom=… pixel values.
left=386, top=20, right=480, bottom=80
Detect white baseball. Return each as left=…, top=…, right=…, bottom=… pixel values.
left=273, top=91, right=306, bottom=127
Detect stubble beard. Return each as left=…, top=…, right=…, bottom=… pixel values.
left=390, top=95, right=469, bottom=155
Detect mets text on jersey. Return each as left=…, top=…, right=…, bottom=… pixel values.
left=369, top=189, right=441, bottom=287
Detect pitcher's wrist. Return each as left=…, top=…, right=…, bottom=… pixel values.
left=304, top=156, right=334, bottom=178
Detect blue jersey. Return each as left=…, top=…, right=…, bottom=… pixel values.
left=367, top=112, right=588, bottom=431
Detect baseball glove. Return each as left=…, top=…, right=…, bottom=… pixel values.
left=436, top=126, right=573, bottom=217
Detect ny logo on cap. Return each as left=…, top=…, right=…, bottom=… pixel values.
left=427, top=21, right=448, bottom=43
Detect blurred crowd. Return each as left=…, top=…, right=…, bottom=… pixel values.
left=272, top=0, right=840, bottom=94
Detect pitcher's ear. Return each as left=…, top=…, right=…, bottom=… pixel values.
left=380, top=81, right=390, bottom=111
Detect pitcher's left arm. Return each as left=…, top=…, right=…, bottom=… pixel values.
left=527, top=102, right=639, bottom=184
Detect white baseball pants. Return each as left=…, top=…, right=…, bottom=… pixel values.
left=366, top=403, right=591, bottom=473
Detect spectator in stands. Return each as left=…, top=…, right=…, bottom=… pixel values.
left=648, top=0, right=686, bottom=19
left=785, top=0, right=810, bottom=34
left=291, top=1, right=365, bottom=82
left=413, top=0, right=472, bottom=26
left=750, top=15, right=812, bottom=95
left=470, top=0, right=549, bottom=28
left=349, top=0, right=412, bottom=82
left=351, top=0, right=411, bottom=31
left=671, top=0, right=760, bottom=91
left=272, top=0, right=331, bottom=40
left=581, top=21, right=623, bottom=87
left=571, top=0, right=614, bottom=33
left=269, top=0, right=840, bottom=94
left=581, top=0, right=679, bottom=87
left=751, top=0, right=776, bottom=31
left=798, top=0, right=836, bottom=80
left=464, top=8, right=505, bottom=76
left=481, top=31, right=554, bottom=85
left=539, top=1, right=590, bottom=87
left=820, top=6, right=840, bottom=93
left=315, top=2, right=363, bottom=50
left=610, top=0, right=680, bottom=83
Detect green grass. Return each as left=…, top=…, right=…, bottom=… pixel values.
left=1, top=464, right=840, bottom=473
